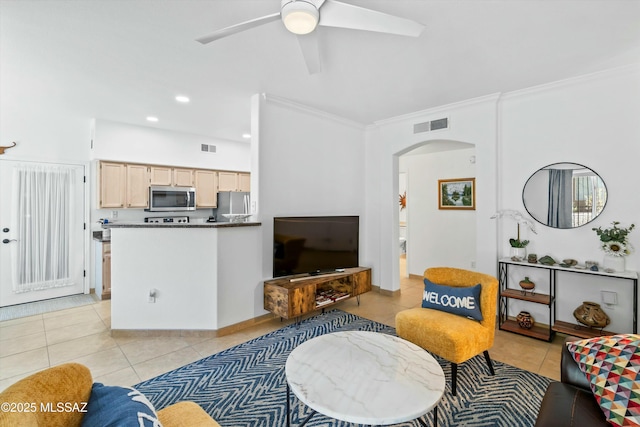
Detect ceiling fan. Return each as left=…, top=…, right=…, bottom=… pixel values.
left=196, top=0, right=425, bottom=74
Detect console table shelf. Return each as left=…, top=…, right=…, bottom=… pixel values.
left=263, top=267, right=372, bottom=320
left=552, top=320, right=616, bottom=339
left=498, top=258, right=638, bottom=341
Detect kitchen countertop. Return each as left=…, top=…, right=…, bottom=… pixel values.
left=102, top=221, right=261, bottom=229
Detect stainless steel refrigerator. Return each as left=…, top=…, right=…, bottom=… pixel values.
left=216, top=191, right=251, bottom=222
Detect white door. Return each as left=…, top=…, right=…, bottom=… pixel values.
left=0, top=160, right=85, bottom=307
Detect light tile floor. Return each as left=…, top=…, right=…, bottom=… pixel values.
left=0, top=273, right=565, bottom=392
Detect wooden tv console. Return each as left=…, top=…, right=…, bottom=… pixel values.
left=263, top=267, right=372, bottom=319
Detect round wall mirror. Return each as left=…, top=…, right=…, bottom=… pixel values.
left=522, top=162, right=607, bottom=229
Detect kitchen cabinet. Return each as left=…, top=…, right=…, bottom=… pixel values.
left=150, top=166, right=193, bottom=187
left=99, top=162, right=126, bottom=208
left=149, top=166, right=173, bottom=186
left=102, top=242, right=111, bottom=299
left=173, top=168, right=194, bottom=187
left=126, top=164, right=149, bottom=208
left=238, top=173, right=251, bottom=191
left=99, top=160, right=249, bottom=209
left=195, top=170, right=218, bottom=207
left=218, top=172, right=238, bottom=192
left=99, top=161, right=148, bottom=209
left=219, top=171, right=250, bottom=192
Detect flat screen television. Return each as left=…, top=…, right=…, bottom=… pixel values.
left=273, top=216, right=359, bottom=277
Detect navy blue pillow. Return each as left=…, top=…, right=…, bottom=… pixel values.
left=81, top=383, right=161, bottom=427
left=422, top=278, right=483, bottom=321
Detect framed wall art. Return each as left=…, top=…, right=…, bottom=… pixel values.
left=438, top=178, right=475, bottom=210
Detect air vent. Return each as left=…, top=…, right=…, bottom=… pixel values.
left=201, top=144, right=217, bottom=153
left=413, top=117, right=449, bottom=134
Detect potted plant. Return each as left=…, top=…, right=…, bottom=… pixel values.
left=509, top=236, right=529, bottom=260
left=592, top=221, right=635, bottom=272
left=491, top=210, right=536, bottom=260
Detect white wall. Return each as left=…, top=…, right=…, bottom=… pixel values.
left=217, top=226, right=265, bottom=327
left=252, top=94, right=366, bottom=280
left=400, top=147, right=477, bottom=276
left=110, top=227, right=218, bottom=330
left=91, top=119, right=251, bottom=171
left=498, top=64, right=640, bottom=332
left=364, top=96, right=499, bottom=292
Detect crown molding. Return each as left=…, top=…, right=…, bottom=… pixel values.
left=370, top=93, right=502, bottom=129
left=500, top=63, right=640, bottom=100
left=262, top=93, right=366, bottom=130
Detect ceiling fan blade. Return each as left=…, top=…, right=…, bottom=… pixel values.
left=196, top=12, right=280, bottom=44
left=296, top=33, right=322, bottom=75
left=318, top=0, right=425, bottom=37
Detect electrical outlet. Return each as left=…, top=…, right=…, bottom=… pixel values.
left=471, top=261, right=476, bottom=268
left=112, top=210, right=118, bottom=219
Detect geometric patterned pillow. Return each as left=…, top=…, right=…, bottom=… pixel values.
left=566, top=334, right=640, bottom=427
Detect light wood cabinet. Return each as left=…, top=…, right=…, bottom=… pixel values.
left=173, top=168, right=194, bottom=187
left=99, top=160, right=249, bottom=209
left=102, top=242, right=111, bottom=300
left=126, top=164, right=149, bottom=208
left=149, top=166, right=173, bottom=186
left=150, top=166, right=194, bottom=187
left=194, top=170, right=218, bottom=207
left=238, top=173, right=251, bottom=191
left=218, top=171, right=238, bottom=192
left=99, top=162, right=126, bottom=208
left=218, top=171, right=250, bottom=191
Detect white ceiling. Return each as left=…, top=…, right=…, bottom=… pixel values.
left=2, top=0, right=639, bottom=143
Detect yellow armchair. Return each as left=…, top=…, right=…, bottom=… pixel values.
left=395, top=267, right=498, bottom=396
left=0, top=363, right=220, bottom=427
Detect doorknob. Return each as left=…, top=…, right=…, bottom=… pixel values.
left=2, top=228, right=8, bottom=233
left=2, top=239, right=17, bottom=244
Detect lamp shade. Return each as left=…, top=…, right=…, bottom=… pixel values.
left=281, top=1, right=319, bottom=35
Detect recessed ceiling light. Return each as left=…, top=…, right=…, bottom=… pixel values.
left=242, top=133, right=251, bottom=139
left=175, top=95, right=190, bottom=103
left=146, top=116, right=159, bottom=122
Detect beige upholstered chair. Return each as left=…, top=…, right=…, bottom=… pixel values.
left=396, top=267, right=498, bottom=396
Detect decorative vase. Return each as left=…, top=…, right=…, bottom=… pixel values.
left=519, top=277, right=535, bottom=295
left=603, top=255, right=625, bottom=272
left=510, top=247, right=526, bottom=260
left=516, top=311, right=535, bottom=329
left=573, top=301, right=610, bottom=329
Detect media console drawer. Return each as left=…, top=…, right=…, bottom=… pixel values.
left=263, top=267, right=372, bottom=319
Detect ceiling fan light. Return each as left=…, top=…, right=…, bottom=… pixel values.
left=281, top=1, right=319, bottom=35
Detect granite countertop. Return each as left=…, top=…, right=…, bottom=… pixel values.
left=102, top=221, right=261, bottom=229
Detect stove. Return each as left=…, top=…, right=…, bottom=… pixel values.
left=144, top=216, right=190, bottom=224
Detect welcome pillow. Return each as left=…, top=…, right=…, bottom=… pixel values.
left=82, top=383, right=162, bottom=427
left=422, top=279, right=483, bottom=321
left=566, top=334, right=640, bottom=427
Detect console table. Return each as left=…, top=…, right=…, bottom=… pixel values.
left=263, top=267, right=371, bottom=320
left=498, top=258, right=638, bottom=341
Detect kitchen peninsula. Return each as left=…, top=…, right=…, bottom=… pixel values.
left=104, top=221, right=264, bottom=334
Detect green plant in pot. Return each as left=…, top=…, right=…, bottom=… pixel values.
left=509, top=238, right=530, bottom=249
left=491, top=209, right=536, bottom=260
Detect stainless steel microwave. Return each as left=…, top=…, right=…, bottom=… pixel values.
left=147, top=186, right=196, bottom=212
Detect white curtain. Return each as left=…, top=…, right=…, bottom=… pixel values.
left=11, top=164, right=74, bottom=293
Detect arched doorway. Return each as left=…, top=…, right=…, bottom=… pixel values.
left=396, top=139, right=476, bottom=281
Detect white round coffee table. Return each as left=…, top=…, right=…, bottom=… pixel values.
left=285, top=331, right=445, bottom=426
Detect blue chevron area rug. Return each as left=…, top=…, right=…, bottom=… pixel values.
left=134, top=310, right=551, bottom=426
